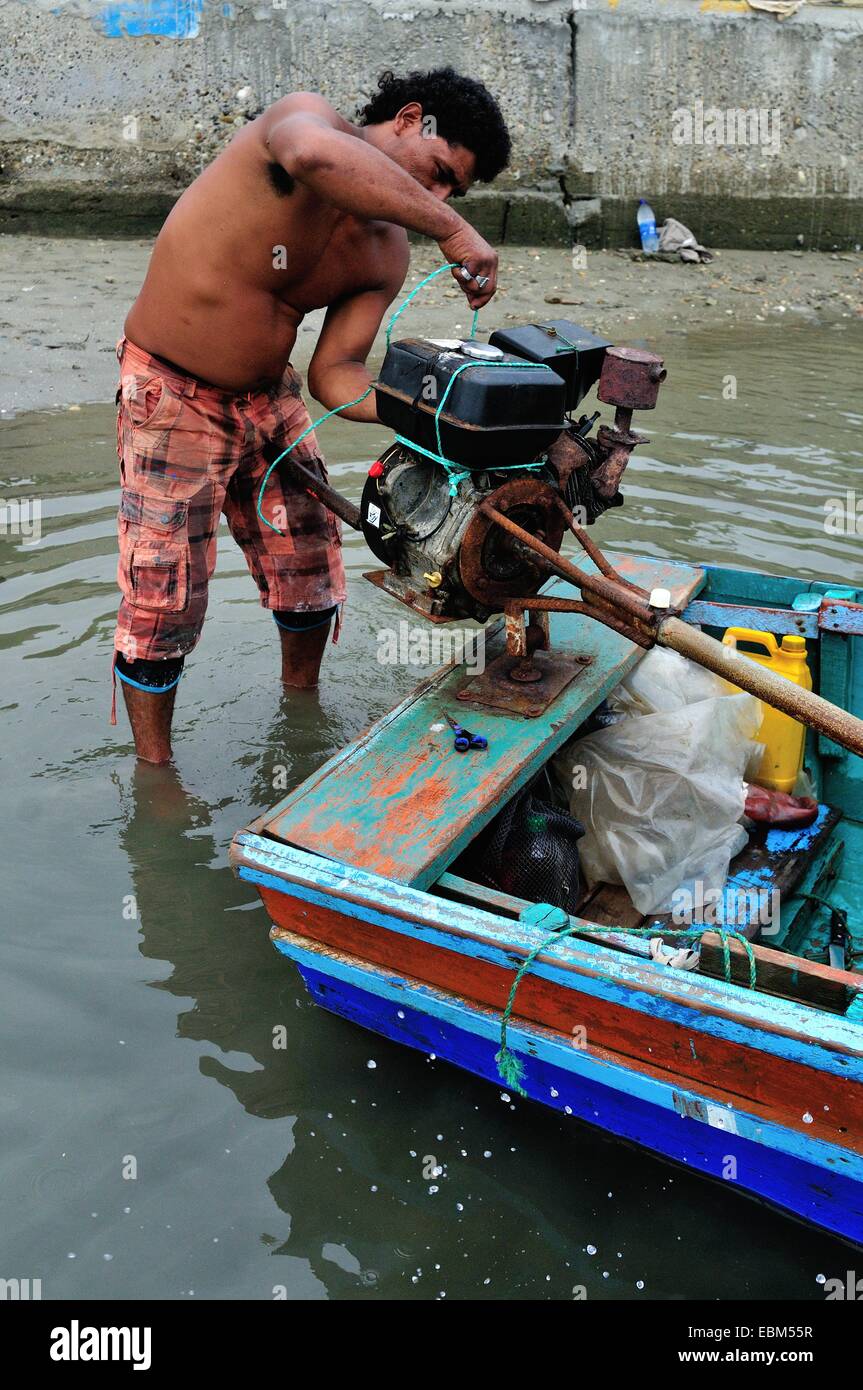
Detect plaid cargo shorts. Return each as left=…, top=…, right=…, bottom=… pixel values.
left=113, top=336, right=347, bottom=663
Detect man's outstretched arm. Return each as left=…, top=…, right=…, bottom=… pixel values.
left=262, top=100, right=498, bottom=309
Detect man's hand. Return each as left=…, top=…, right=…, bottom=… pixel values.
left=438, top=225, right=498, bottom=310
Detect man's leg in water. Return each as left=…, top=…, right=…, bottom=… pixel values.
left=114, top=651, right=186, bottom=763
left=225, top=372, right=347, bottom=691
left=119, top=681, right=178, bottom=764
left=113, top=340, right=226, bottom=763
left=273, top=606, right=336, bottom=688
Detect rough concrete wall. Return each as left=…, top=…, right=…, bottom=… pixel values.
left=0, top=0, right=861, bottom=247
left=570, top=0, right=863, bottom=249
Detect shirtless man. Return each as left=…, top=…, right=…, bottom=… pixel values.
left=113, top=67, right=510, bottom=762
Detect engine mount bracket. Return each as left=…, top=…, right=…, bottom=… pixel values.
left=456, top=650, right=593, bottom=718
left=362, top=569, right=468, bottom=623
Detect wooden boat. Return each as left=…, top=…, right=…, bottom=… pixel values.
left=231, top=554, right=863, bottom=1246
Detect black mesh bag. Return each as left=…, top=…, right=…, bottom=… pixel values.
left=462, top=777, right=585, bottom=915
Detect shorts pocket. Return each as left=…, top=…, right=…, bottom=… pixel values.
left=120, top=488, right=189, bottom=534
left=124, top=376, right=183, bottom=436
left=119, top=376, right=214, bottom=490
left=124, top=541, right=190, bottom=613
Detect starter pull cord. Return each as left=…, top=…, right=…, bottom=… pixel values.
left=256, top=263, right=479, bottom=533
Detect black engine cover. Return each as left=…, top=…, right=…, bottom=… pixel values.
left=489, top=320, right=611, bottom=414
left=374, top=337, right=566, bottom=469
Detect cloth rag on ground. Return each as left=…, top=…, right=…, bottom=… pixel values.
left=658, top=217, right=714, bottom=265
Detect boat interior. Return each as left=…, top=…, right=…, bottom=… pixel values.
left=438, top=566, right=863, bottom=1020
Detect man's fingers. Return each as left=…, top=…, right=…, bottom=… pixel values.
left=471, top=280, right=497, bottom=307
left=457, top=264, right=491, bottom=290
left=447, top=259, right=497, bottom=309
left=465, top=285, right=495, bottom=310
left=466, top=291, right=490, bottom=311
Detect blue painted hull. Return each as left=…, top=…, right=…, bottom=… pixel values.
left=276, top=935, right=863, bottom=1248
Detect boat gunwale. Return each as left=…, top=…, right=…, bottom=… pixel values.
left=231, top=830, right=863, bottom=1064
left=271, top=924, right=863, bottom=1247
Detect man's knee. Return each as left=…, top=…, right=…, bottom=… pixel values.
left=115, top=652, right=185, bottom=693
left=273, top=606, right=336, bottom=634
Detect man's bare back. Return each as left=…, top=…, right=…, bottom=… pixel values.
left=125, top=90, right=499, bottom=410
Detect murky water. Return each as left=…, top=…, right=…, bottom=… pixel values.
left=1, top=321, right=861, bottom=1301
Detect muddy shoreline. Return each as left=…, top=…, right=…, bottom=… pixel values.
left=0, top=235, right=859, bottom=417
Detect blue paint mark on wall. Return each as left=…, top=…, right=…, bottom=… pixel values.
left=96, top=1, right=204, bottom=38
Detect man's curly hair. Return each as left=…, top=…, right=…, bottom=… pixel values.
left=357, top=67, right=511, bottom=184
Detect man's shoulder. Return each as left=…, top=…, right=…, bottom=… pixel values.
left=259, top=91, right=354, bottom=136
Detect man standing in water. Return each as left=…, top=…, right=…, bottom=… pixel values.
left=113, top=67, right=510, bottom=762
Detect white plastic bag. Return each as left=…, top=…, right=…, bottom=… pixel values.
left=553, top=648, right=762, bottom=916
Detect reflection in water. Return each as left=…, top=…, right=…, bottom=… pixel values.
left=1, top=321, right=860, bottom=1298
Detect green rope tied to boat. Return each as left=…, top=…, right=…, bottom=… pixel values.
left=257, top=262, right=479, bottom=531
left=715, top=926, right=758, bottom=991
left=495, top=920, right=582, bottom=1095
left=494, top=920, right=758, bottom=1096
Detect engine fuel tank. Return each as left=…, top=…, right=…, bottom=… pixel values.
left=488, top=320, right=611, bottom=414
left=374, top=337, right=567, bottom=469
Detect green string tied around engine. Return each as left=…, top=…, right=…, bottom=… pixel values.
left=391, top=430, right=549, bottom=498
left=420, top=356, right=555, bottom=495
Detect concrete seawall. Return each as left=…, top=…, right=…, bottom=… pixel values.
left=1, top=0, right=861, bottom=247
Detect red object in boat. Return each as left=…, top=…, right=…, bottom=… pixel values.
left=368, top=459, right=385, bottom=478
left=744, top=784, right=819, bottom=829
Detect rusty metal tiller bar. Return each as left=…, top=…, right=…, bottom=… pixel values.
left=658, top=618, right=863, bottom=758
left=481, top=501, right=863, bottom=760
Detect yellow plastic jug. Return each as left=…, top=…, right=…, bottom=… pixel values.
left=721, top=628, right=812, bottom=793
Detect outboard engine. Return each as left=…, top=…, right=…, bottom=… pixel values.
left=360, top=321, right=665, bottom=622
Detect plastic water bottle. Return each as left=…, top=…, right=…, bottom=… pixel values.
left=637, top=199, right=660, bottom=254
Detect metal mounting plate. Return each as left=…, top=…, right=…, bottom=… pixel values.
left=456, top=650, right=592, bottom=717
